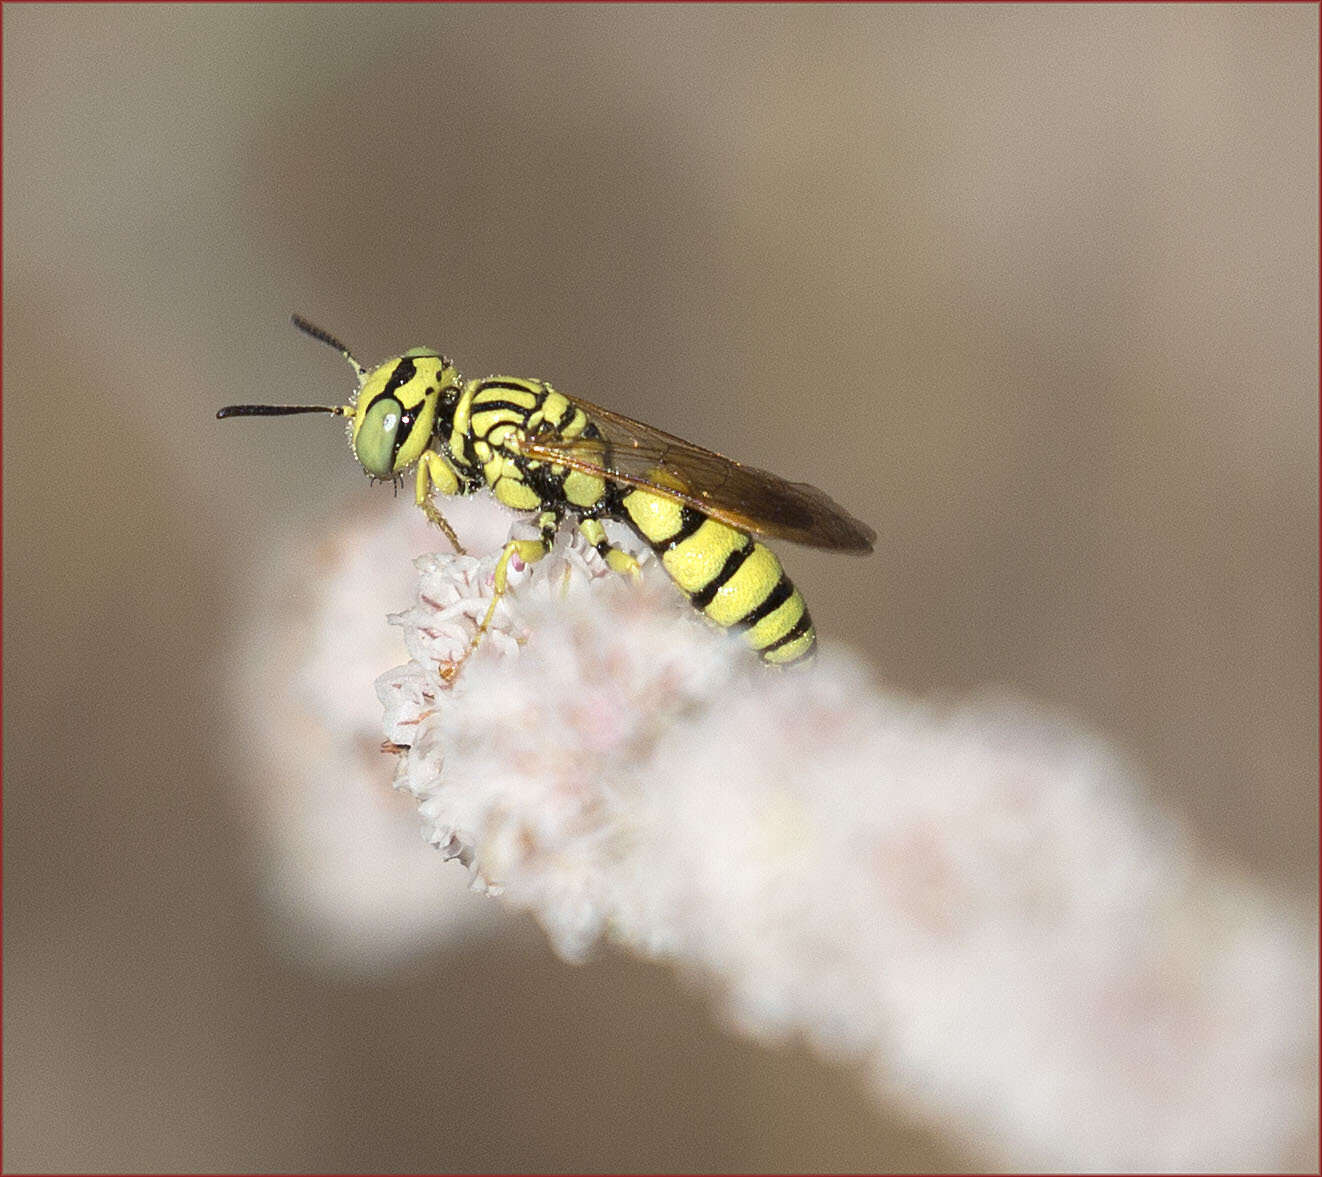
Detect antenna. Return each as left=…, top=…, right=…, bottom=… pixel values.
left=291, top=314, right=367, bottom=381
left=216, top=403, right=348, bottom=420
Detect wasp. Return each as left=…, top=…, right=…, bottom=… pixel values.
left=219, top=316, right=875, bottom=666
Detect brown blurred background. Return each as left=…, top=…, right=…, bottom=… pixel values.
left=4, top=5, right=1316, bottom=1171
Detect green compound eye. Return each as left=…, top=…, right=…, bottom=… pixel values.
left=356, top=396, right=403, bottom=477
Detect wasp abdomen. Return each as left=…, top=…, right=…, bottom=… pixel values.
left=620, top=488, right=815, bottom=665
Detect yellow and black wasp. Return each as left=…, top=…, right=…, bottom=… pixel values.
left=219, top=316, right=875, bottom=666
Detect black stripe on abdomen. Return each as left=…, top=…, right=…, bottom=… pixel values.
left=658, top=507, right=705, bottom=552
left=735, top=574, right=793, bottom=632
left=690, top=543, right=752, bottom=610
left=760, top=610, right=814, bottom=656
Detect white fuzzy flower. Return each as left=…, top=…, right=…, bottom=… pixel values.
left=227, top=495, right=507, bottom=972
left=373, top=508, right=1316, bottom=1171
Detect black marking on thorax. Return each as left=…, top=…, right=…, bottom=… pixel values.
left=472, top=397, right=541, bottom=420
left=432, top=383, right=481, bottom=481
left=471, top=378, right=546, bottom=421
left=480, top=378, right=543, bottom=393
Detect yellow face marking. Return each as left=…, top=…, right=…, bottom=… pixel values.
left=393, top=392, right=439, bottom=471
left=351, top=353, right=449, bottom=475
left=662, top=519, right=750, bottom=595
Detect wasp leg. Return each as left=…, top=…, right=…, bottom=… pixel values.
left=415, top=450, right=466, bottom=554
left=446, top=510, right=561, bottom=679
left=578, top=518, right=641, bottom=579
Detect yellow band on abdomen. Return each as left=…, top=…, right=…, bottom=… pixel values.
left=622, top=488, right=815, bottom=664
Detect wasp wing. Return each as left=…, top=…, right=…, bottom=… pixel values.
left=521, top=396, right=876, bottom=552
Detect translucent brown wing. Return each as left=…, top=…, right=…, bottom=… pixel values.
left=520, top=396, right=876, bottom=552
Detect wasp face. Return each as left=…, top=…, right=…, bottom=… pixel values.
left=351, top=349, right=456, bottom=478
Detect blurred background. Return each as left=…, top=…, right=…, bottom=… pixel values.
left=4, top=5, right=1316, bottom=1171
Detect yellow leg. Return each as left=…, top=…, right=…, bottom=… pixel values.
left=415, top=452, right=466, bottom=554
left=421, top=499, right=465, bottom=554
left=475, top=537, right=552, bottom=637
left=442, top=512, right=560, bottom=680
left=578, top=518, right=641, bottom=579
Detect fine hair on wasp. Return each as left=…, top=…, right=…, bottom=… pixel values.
left=218, top=316, right=875, bottom=671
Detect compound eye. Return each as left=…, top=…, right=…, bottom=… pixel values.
left=355, top=396, right=402, bottom=477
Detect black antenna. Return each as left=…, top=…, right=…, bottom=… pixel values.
left=216, top=316, right=365, bottom=419
left=216, top=404, right=347, bottom=420
left=291, top=314, right=366, bottom=379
